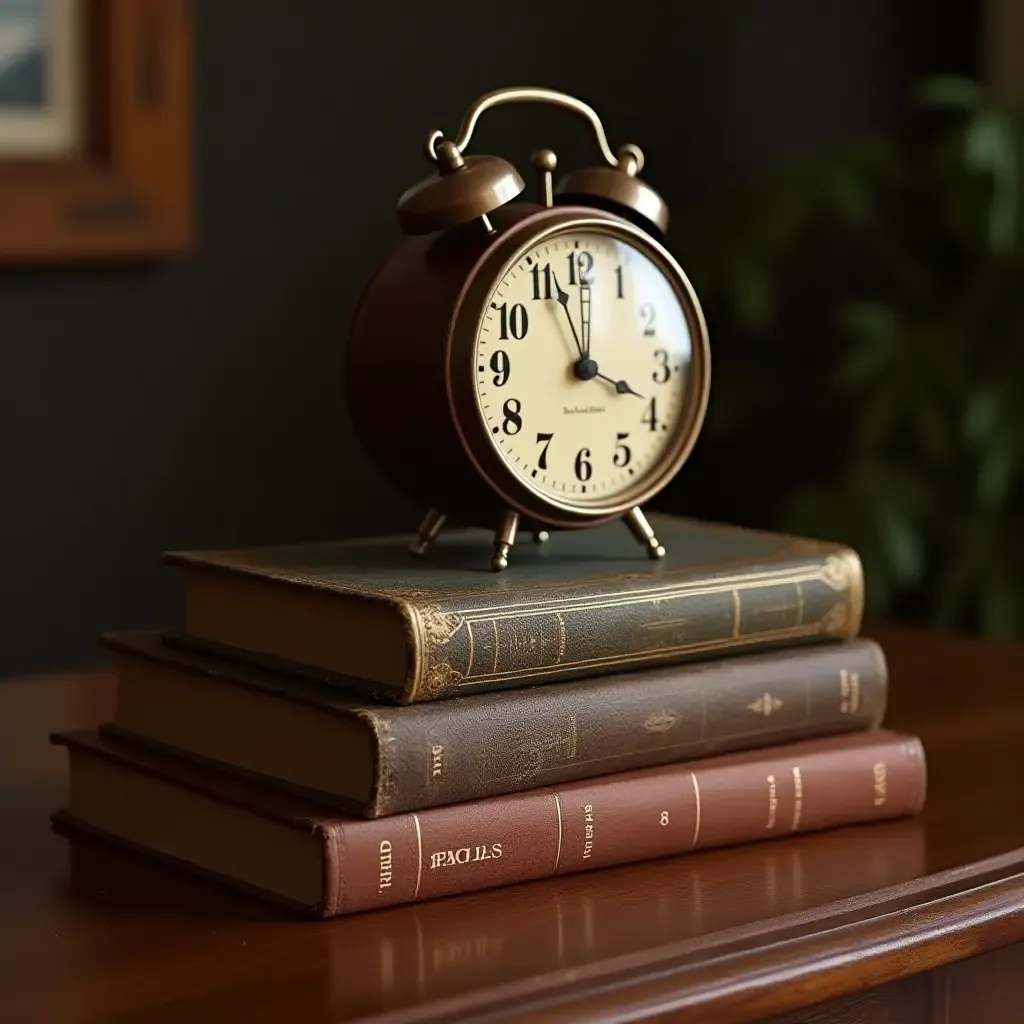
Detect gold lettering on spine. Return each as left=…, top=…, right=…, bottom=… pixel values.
left=766, top=774, right=778, bottom=830
left=839, top=669, right=861, bottom=713
left=553, top=793, right=564, bottom=873
left=583, top=803, right=595, bottom=860
left=412, top=814, right=423, bottom=899
left=428, top=845, right=504, bottom=868
left=873, top=761, right=887, bottom=806
left=690, top=773, right=702, bottom=848
left=379, top=840, right=393, bottom=892
left=791, top=766, right=803, bottom=831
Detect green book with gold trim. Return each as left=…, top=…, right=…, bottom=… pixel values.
left=164, top=514, right=863, bottom=705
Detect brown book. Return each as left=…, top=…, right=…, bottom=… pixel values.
left=164, top=514, right=863, bottom=703
left=51, top=728, right=925, bottom=918
left=102, top=631, right=888, bottom=817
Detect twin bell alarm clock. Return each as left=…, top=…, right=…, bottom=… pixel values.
left=346, top=87, right=711, bottom=571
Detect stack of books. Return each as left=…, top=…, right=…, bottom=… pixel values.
left=52, top=514, right=927, bottom=917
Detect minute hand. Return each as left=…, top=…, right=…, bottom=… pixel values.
left=580, top=280, right=591, bottom=357
left=552, top=273, right=585, bottom=359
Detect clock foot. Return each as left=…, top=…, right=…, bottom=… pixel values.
left=409, top=507, right=446, bottom=556
left=533, top=530, right=550, bottom=544
left=490, top=510, right=520, bottom=571
left=624, top=507, right=666, bottom=560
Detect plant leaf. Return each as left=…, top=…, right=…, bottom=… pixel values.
left=964, top=386, right=1000, bottom=444
left=915, top=75, right=985, bottom=111
left=977, top=437, right=1016, bottom=507
left=872, top=503, right=925, bottom=586
left=962, top=111, right=1018, bottom=252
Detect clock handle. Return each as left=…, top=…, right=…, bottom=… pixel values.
left=423, top=86, right=645, bottom=175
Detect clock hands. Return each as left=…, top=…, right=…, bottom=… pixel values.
left=580, top=279, right=591, bottom=358
left=553, top=271, right=643, bottom=397
left=596, top=371, right=644, bottom=399
left=552, top=273, right=585, bottom=360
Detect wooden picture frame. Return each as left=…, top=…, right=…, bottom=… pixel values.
left=0, top=0, right=192, bottom=263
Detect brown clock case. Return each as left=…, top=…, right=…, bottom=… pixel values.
left=344, top=88, right=711, bottom=571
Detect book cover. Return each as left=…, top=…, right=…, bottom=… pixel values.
left=103, top=631, right=887, bottom=816
left=164, top=514, right=863, bottom=703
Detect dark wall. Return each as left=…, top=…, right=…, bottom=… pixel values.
left=0, top=0, right=974, bottom=676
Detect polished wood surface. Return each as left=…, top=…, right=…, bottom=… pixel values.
left=4, top=623, right=1024, bottom=1022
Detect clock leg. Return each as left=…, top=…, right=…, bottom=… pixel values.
left=409, top=507, right=446, bottom=556
left=533, top=530, right=550, bottom=544
left=624, top=507, right=666, bottom=560
left=491, top=510, right=520, bottom=571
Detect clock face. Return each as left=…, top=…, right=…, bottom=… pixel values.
left=472, top=227, right=697, bottom=510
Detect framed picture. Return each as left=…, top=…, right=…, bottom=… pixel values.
left=0, top=0, right=192, bottom=263
left=0, top=0, right=80, bottom=158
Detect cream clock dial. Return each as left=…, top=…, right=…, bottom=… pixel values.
left=473, top=229, right=694, bottom=508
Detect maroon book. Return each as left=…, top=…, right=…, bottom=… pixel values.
left=52, top=728, right=926, bottom=918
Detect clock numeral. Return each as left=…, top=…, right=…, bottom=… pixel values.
left=641, top=397, right=659, bottom=432
left=495, top=302, right=529, bottom=340
left=613, top=431, right=632, bottom=467
left=640, top=302, right=656, bottom=336
left=535, top=431, right=554, bottom=470
left=652, top=349, right=670, bottom=384
left=574, top=447, right=593, bottom=482
left=566, top=250, right=595, bottom=286
left=502, top=398, right=523, bottom=435
left=530, top=262, right=553, bottom=300
left=490, top=350, right=510, bottom=387
left=615, top=265, right=624, bottom=299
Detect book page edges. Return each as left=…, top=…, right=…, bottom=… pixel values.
left=179, top=566, right=411, bottom=696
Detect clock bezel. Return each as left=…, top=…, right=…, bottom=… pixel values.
left=445, top=207, right=711, bottom=527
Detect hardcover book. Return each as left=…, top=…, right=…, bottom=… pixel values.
left=52, top=728, right=925, bottom=918
left=164, top=514, right=863, bottom=704
left=103, top=631, right=888, bottom=817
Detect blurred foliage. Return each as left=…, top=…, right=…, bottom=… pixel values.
left=672, top=76, right=1024, bottom=638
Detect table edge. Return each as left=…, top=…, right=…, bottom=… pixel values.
left=385, top=846, right=1024, bottom=1024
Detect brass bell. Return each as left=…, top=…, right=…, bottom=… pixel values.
left=555, top=145, right=669, bottom=235
left=397, top=139, right=524, bottom=236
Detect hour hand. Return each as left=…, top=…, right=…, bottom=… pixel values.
left=596, top=371, right=644, bottom=398
left=552, top=273, right=585, bottom=358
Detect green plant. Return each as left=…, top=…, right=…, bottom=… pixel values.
left=672, top=76, right=1024, bottom=637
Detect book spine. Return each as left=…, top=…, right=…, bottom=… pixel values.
left=405, top=549, right=862, bottom=701
left=320, top=732, right=926, bottom=917
left=369, top=639, right=887, bottom=816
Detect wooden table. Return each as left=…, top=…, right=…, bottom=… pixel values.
left=4, top=624, right=1024, bottom=1022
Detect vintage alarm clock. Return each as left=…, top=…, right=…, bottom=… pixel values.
left=346, top=87, right=710, bottom=570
